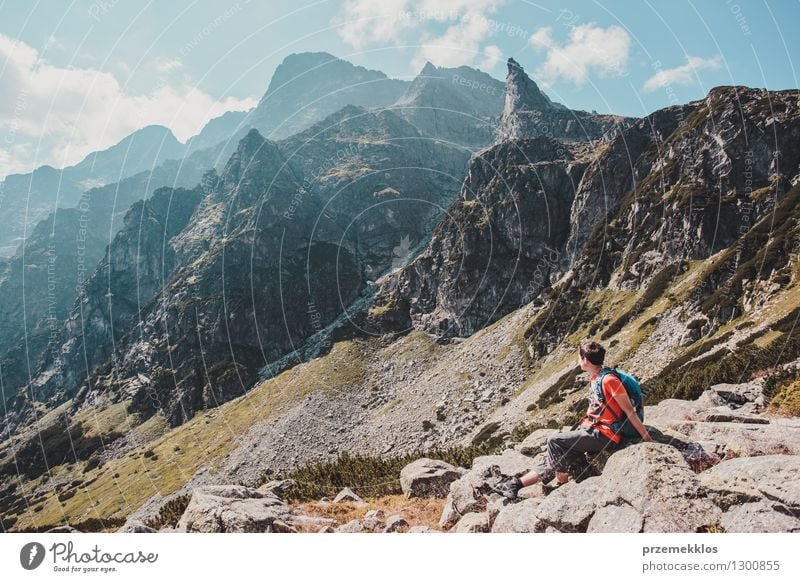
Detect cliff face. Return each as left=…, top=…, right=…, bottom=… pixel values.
left=371, top=74, right=800, bottom=345
left=372, top=137, right=581, bottom=337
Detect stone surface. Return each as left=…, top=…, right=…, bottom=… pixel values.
left=336, top=519, right=365, bottom=533
left=515, top=429, right=559, bottom=457
left=176, top=485, right=293, bottom=533
left=720, top=500, right=800, bottom=533
left=383, top=515, right=409, bottom=533
left=333, top=487, right=367, bottom=506
left=699, top=455, right=800, bottom=511
left=491, top=499, right=544, bottom=533
left=117, top=520, right=157, bottom=533
left=587, top=504, right=644, bottom=533
left=400, top=458, right=464, bottom=499
left=454, top=512, right=490, bottom=533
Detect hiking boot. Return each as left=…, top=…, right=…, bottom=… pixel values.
left=488, top=477, right=523, bottom=500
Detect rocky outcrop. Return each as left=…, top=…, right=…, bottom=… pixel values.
left=431, top=382, right=800, bottom=533
left=497, top=58, right=633, bottom=143
left=371, top=136, right=580, bottom=337
left=399, top=458, right=464, bottom=498
left=176, top=485, right=296, bottom=533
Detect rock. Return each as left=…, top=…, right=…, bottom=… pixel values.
left=400, top=458, right=464, bottom=499
left=515, top=429, right=559, bottom=456
left=485, top=496, right=510, bottom=528
left=535, top=478, right=603, bottom=532
left=699, top=455, right=800, bottom=511
left=597, top=443, right=722, bottom=533
left=383, top=515, right=409, bottom=533
left=318, top=525, right=336, bottom=533
left=272, top=520, right=298, bottom=533
left=720, top=501, right=800, bottom=533
left=709, top=381, right=763, bottom=405
left=682, top=442, right=721, bottom=473
left=408, top=525, right=434, bottom=533
left=439, top=448, right=542, bottom=529
left=333, top=487, right=367, bottom=506
left=531, top=443, right=721, bottom=533
left=700, top=408, right=770, bottom=424
left=45, top=526, right=81, bottom=533
left=117, top=520, right=156, bottom=533
left=471, top=449, right=539, bottom=478
left=257, top=479, right=295, bottom=499
left=362, top=509, right=386, bottom=531
left=336, top=519, right=364, bottom=533
left=491, top=499, right=544, bottom=533
left=518, top=483, right=548, bottom=499
left=587, top=505, right=644, bottom=533
left=649, top=417, right=800, bottom=458
left=454, top=512, right=490, bottom=533
left=176, top=485, right=293, bottom=533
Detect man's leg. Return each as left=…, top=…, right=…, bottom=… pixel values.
left=492, top=429, right=616, bottom=499
left=546, top=428, right=616, bottom=481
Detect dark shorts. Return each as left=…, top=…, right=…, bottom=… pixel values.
left=533, top=427, right=619, bottom=483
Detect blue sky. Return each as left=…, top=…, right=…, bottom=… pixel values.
left=1, top=0, right=798, bottom=178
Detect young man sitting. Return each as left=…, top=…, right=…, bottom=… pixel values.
left=491, top=340, right=652, bottom=500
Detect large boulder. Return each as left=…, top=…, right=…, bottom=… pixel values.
left=515, top=429, right=559, bottom=457
left=176, top=485, right=294, bottom=533
left=491, top=499, right=544, bottom=532
left=649, top=416, right=800, bottom=459
left=400, top=458, right=464, bottom=499
left=699, top=455, right=800, bottom=513
left=526, top=443, right=721, bottom=533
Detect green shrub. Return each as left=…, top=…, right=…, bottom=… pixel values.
left=266, top=442, right=503, bottom=502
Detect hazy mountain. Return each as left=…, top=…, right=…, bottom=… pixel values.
left=248, top=51, right=409, bottom=140
left=391, top=61, right=506, bottom=149
left=0, top=125, right=184, bottom=257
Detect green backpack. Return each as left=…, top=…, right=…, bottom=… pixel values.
left=592, top=367, right=645, bottom=439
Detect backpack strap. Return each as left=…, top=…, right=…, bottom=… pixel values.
left=590, top=368, right=625, bottom=429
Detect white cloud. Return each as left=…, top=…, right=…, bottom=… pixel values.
left=642, top=56, right=722, bottom=93
left=0, top=34, right=256, bottom=178
left=528, top=24, right=631, bottom=86
left=336, top=0, right=412, bottom=50
left=154, top=56, right=184, bottom=74
left=337, top=0, right=506, bottom=71
left=478, top=44, right=503, bottom=71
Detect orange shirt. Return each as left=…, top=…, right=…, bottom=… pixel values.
left=580, top=370, right=628, bottom=443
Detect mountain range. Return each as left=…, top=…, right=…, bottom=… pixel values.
left=0, top=52, right=798, bottom=533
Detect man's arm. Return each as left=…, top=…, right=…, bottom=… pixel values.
left=611, top=391, right=652, bottom=441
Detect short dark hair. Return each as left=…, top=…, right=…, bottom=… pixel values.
left=579, top=340, right=605, bottom=366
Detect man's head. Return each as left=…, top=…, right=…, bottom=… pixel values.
left=578, top=340, right=605, bottom=372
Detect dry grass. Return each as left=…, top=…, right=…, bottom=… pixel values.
left=290, top=494, right=445, bottom=532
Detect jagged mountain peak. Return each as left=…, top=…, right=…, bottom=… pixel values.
left=497, top=56, right=631, bottom=143
left=502, top=56, right=557, bottom=115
